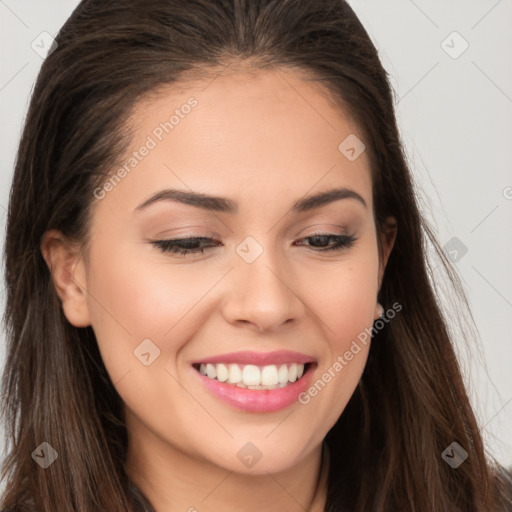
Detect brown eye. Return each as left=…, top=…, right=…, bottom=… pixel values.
left=295, top=234, right=357, bottom=251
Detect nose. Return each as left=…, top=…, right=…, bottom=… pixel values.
left=220, top=240, right=305, bottom=333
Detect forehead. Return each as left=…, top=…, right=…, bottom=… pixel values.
left=95, top=67, right=373, bottom=218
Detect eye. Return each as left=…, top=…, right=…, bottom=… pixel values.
left=151, top=233, right=357, bottom=257
left=152, top=236, right=221, bottom=256
left=294, top=233, right=357, bottom=251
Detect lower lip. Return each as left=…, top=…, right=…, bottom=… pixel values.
left=193, top=364, right=316, bottom=413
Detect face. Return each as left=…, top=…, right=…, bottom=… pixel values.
left=44, top=67, right=395, bottom=476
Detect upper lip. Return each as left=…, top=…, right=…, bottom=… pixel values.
left=191, top=350, right=316, bottom=366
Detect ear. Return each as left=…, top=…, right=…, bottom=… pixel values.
left=377, top=216, right=397, bottom=291
left=40, top=229, right=91, bottom=327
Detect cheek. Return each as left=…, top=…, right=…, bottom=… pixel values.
left=298, top=248, right=378, bottom=424
left=83, top=241, right=212, bottom=380
left=311, top=265, right=375, bottom=385
left=328, top=269, right=377, bottom=348
left=301, top=282, right=374, bottom=432
left=304, top=247, right=380, bottom=350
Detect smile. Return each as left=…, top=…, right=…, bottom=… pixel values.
left=191, top=351, right=318, bottom=413
left=192, top=362, right=310, bottom=389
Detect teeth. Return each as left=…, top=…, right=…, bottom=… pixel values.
left=206, top=363, right=216, bottom=379
left=288, top=363, right=298, bottom=383
left=228, top=363, right=242, bottom=383
left=261, top=365, right=278, bottom=386
left=243, top=365, right=261, bottom=385
left=278, top=364, right=288, bottom=384
left=216, top=363, right=229, bottom=382
left=197, top=362, right=307, bottom=387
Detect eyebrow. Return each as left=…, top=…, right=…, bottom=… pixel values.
left=134, top=186, right=367, bottom=214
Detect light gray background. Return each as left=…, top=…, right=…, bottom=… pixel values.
left=1, top=0, right=511, bottom=473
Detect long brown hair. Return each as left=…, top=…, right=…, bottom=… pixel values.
left=1, top=1, right=511, bottom=510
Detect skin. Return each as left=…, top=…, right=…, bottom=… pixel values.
left=41, top=66, right=397, bottom=512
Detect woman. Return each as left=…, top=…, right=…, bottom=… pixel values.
left=1, top=0, right=511, bottom=510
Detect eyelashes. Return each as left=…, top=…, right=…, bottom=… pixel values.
left=153, top=237, right=221, bottom=256
left=151, top=233, right=357, bottom=256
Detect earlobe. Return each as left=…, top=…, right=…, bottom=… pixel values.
left=40, top=229, right=91, bottom=328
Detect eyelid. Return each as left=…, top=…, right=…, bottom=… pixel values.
left=151, top=226, right=218, bottom=238
left=150, top=231, right=357, bottom=257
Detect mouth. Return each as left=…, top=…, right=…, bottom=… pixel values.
left=192, top=361, right=315, bottom=390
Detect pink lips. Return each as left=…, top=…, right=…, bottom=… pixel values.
left=191, top=350, right=316, bottom=366
left=191, top=350, right=317, bottom=413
